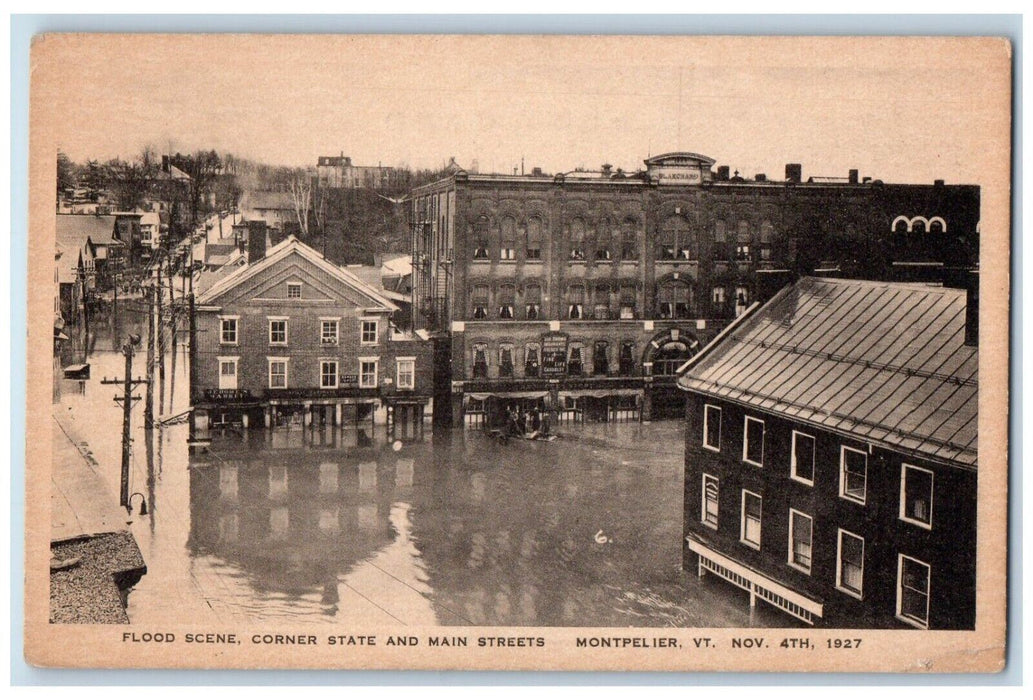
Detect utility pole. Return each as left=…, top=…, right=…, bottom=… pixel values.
left=101, top=336, right=147, bottom=509
left=144, top=284, right=156, bottom=428
left=156, top=259, right=166, bottom=414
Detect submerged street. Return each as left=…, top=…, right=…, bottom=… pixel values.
left=55, top=312, right=787, bottom=629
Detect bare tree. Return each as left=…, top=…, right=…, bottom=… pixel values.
left=287, top=168, right=312, bottom=237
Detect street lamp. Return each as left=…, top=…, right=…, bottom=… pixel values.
left=127, top=492, right=148, bottom=516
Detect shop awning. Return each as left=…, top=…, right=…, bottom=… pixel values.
left=558, top=388, right=642, bottom=399
left=465, top=391, right=550, bottom=402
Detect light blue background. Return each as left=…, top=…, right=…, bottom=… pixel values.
left=10, top=13, right=1022, bottom=686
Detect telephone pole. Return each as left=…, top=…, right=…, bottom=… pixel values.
left=101, top=336, right=147, bottom=509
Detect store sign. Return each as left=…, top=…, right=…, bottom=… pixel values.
left=541, top=332, right=569, bottom=377
left=653, top=165, right=704, bottom=185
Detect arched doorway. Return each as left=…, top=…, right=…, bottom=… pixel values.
left=643, top=329, right=701, bottom=420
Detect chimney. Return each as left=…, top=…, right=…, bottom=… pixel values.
left=934, top=179, right=945, bottom=187
left=755, top=173, right=766, bottom=182
left=716, top=165, right=730, bottom=181
left=601, top=163, right=613, bottom=176
left=785, top=163, right=802, bottom=183
left=531, top=167, right=543, bottom=177
left=247, top=220, right=268, bottom=263
left=848, top=169, right=859, bottom=184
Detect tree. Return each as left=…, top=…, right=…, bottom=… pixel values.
left=79, top=160, right=108, bottom=202
left=57, top=151, right=76, bottom=197
left=287, top=168, right=312, bottom=237
left=106, top=158, right=155, bottom=211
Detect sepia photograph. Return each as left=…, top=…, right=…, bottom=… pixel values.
left=23, top=32, right=1011, bottom=672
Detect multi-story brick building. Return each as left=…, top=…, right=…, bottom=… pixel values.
left=678, top=276, right=978, bottom=629
left=193, top=236, right=433, bottom=437
left=316, top=153, right=401, bottom=191
left=409, top=152, right=980, bottom=426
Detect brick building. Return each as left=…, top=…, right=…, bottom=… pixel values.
left=678, top=277, right=978, bottom=629
left=409, top=152, right=980, bottom=426
left=317, top=153, right=401, bottom=190
left=193, top=236, right=434, bottom=437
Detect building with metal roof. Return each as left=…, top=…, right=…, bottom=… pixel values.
left=677, top=276, right=978, bottom=630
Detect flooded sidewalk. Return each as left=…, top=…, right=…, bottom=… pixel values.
left=51, top=414, right=146, bottom=623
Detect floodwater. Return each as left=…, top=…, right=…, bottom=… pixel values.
left=55, top=310, right=788, bottom=628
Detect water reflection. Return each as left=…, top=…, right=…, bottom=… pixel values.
left=60, top=307, right=791, bottom=628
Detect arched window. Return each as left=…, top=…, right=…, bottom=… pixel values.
left=524, top=283, right=542, bottom=320
left=524, top=343, right=541, bottom=377
left=912, top=218, right=927, bottom=234
left=619, top=341, right=636, bottom=376
left=760, top=220, right=774, bottom=260
left=621, top=218, right=639, bottom=260
left=620, top=284, right=637, bottom=319
left=929, top=218, right=946, bottom=233
left=498, top=343, right=515, bottom=378
left=567, top=284, right=585, bottom=319
left=526, top=217, right=543, bottom=260
left=567, top=343, right=584, bottom=376
left=593, top=283, right=611, bottom=320
left=736, top=221, right=752, bottom=261
left=500, top=216, right=517, bottom=260
left=593, top=340, right=610, bottom=376
left=657, top=279, right=693, bottom=319
left=472, top=343, right=488, bottom=378
left=892, top=216, right=911, bottom=233
left=471, top=284, right=489, bottom=320
left=498, top=283, right=515, bottom=319
left=595, top=218, right=613, bottom=260
left=569, top=219, right=586, bottom=260
left=652, top=339, right=694, bottom=376
left=659, top=215, right=694, bottom=260
left=473, top=216, right=490, bottom=259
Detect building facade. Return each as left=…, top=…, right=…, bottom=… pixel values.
left=193, top=236, right=434, bottom=437
left=409, top=153, right=980, bottom=426
left=678, top=277, right=978, bottom=629
left=317, top=154, right=401, bottom=190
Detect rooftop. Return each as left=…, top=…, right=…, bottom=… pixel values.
left=678, top=277, right=977, bottom=469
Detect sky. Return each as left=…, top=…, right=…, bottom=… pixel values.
left=35, top=34, right=1010, bottom=186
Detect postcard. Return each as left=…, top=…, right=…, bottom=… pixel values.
left=25, top=33, right=1010, bottom=672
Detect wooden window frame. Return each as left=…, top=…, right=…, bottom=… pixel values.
left=742, top=416, right=765, bottom=467
left=790, top=430, right=816, bottom=486
left=899, top=463, right=934, bottom=530
left=787, top=508, right=813, bottom=574
left=836, top=529, right=865, bottom=599
left=703, top=404, right=721, bottom=452
left=740, top=489, right=763, bottom=550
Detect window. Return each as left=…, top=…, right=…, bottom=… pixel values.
left=703, top=404, right=721, bottom=451
left=500, top=216, right=516, bottom=260
left=524, top=343, right=540, bottom=377
left=897, top=555, right=931, bottom=628
left=287, top=282, right=302, bottom=298
left=788, top=509, right=813, bottom=573
left=220, top=316, right=238, bottom=345
left=320, top=360, right=339, bottom=389
left=218, top=357, right=238, bottom=390
left=657, top=280, right=692, bottom=319
left=836, top=530, right=865, bottom=598
left=714, top=219, right=726, bottom=244
left=759, top=221, right=774, bottom=260
left=268, top=358, right=288, bottom=389
left=595, top=220, right=612, bottom=260
left=658, top=215, right=694, bottom=260
left=359, top=358, right=379, bottom=388
left=472, top=344, right=488, bottom=378
left=619, top=341, right=635, bottom=376
left=619, top=284, right=637, bottom=319
left=492, top=283, right=515, bottom=319
left=567, top=285, right=585, bottom=319
left=740, top=490, right=762, bottom=549
left=268, top=318, right=288, bottom=345
left=472, top=284, right=489, bottom=320
left=743, top=416, right=765, bottom=466
left=900, top=464, right=934, bottom=528
left=735, top=287, right=750, bottom=317
left=735, top=244, right=751, bottom=261
left=526, top=217, right=543, bottom=260
left=569, top=219, right=586, bottom=260
left=791, top=431, right=816, bottom=485
left=396, top=357, right=415, bottom=390
left=593, top=284, right=610, bottom=320
left=840, top=446, right=868, bottom=504
left=320, top=319, right=339, bottom=345
left=473, top=216, right=490, bottom=259
left=567, top=344, right=584, bottom=376
left=621, top=219, right=638, bottom=260
left=701, top=474, right=719, bottom=529
left=524, top=284, right=541, bottom=320
left=498, top=344, right=514, bottom=378
left=711, top=287, right=726, bottom=306
left=593, top=340, right=609, bottom=376
left=361, top=319, right=378, bottom=345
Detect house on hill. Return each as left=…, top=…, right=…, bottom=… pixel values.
left=193, top=236, right=433, bottom=438
left=678, top=276, right=978, bottom=629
